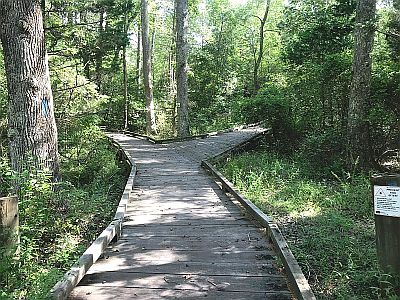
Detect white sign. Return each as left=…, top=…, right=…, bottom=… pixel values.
left=374, top=185, right=400, bottom=217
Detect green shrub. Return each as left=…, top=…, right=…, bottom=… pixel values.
left=0, top=126, right=128, bottom=298
left=299, top=128, right=346, bottom=177
left=234, top=84, right=299, bottom=149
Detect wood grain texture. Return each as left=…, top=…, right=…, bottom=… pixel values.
left=69, top=286, right=292, bottom=300
left=0, top=196, right=19, bottom=251
left=69, top=128, right=292, bottom=299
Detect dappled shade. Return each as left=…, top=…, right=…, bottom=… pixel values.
left=69, top=129, right=291, bottom=299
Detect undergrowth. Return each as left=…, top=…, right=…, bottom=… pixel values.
left=220, top=151, right=400, bottom=300
left=0, top=124, right=129, bottom=299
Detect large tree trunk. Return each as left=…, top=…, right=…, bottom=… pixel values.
left=175, top=0, right=190, bottom=137
left=0, top=0, right=60, bottom=182
left=347, top=0, right=376, bottom=170
left=253, top=0, right=271, bottom=95
left=141, top=0, right=157, bottom=135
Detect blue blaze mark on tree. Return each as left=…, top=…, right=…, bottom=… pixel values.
left=41, top=97, right=49, bottom=118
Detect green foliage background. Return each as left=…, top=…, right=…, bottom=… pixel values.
left=0, top=0, right=399, bottom=298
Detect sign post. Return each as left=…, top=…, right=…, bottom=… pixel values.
left=372, top=174, right=400, bottom=273
left=0, top=196, right=19, bottom=255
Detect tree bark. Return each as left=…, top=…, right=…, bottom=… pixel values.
left=95, top=9, right=105, bottom=93
left=123, top=41, right=128, bottom=131
left=123, top=9, right=129, bottom=131
left=175, top=0, right=190, bottom=137
left=389, top=0, right=400, bottom=59
left=253, top=0, right=271, bottom=94
left=170, top=6, right=177, bottom=134
left=347, top=0, right=376, bottom=170
left=0, top=0, right=60, bottom=182
left=136, top=22, right=141, bottom=102
left=141, top=0, right=157, bottom=135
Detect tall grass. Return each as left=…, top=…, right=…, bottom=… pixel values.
left=221, top=152, right=400, bottom=299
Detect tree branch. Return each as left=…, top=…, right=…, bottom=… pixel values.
left=45, top=21, right=100, bottom=31
left=48, top=49, right=75, bottom=57
left=253, top=15, right=263, bottom=23
left=53, top=83, right=92, bottom=93
left=264, top=29, right=280, bottom=34
left=376, top=29, right=400, bottom=39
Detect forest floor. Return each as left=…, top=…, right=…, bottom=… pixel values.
left=220, top=149, right=400, bottom=300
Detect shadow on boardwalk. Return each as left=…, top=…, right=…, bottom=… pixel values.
left=68, top=129, right=293, bottom=300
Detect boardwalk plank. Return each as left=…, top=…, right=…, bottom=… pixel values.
left=69, top=286, right=292, bottom=300
left=77, top=272, right=288, bottom=293
left=123, top=212, right=246, bottom=219
left=123, top=217, right=251, bottom=226
left=126, top=197, right=237, bottom=205
left=121, top=224, right=262, bottom=237
left=110, top=234, right=270, bottom=252
left=126, top=206, right=242, bottom=215
left=97, top=248, right=277, bottom=263
left=86, top=260, right=280, bottom=276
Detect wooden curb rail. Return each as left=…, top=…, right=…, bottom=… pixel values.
left=200, top=132, right=316, bottom=300
left=48, top=137, right=137, bottom=300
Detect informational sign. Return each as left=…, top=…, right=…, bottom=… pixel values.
left=374, top=185, right=400, bottom=217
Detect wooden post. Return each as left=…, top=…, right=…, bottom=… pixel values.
left=0, top=196, right=19, bottom=253
left=371, top=174, right=400, bottom=273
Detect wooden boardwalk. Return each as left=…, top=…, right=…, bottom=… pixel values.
left=68, top=128, right=293, bottom=300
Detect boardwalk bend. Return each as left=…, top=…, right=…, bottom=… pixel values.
left=68, top=128, right=296, bottom=299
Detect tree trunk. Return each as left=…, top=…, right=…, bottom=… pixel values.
left=169, top=50, right=177, bottom=134
left=123, top=43, right=128, bottom=131
left=95, top=9, right=105, bottom=93
left=170, top=6, right=177, bottom=134
left=136, top=22, right=141, bottom=102
left=175, top=0, right=190, bottom=137
left=216, top=16, right=225, bottom=80
left=151, top=22, right=156, bottom=67
left=141, top=0, right=157, bottom=135
left=123, top=10, right=129, bottom=131
left=0, top=0, right=60, bottom=182
left=254, top=0, right=271, bottom=95
left=389, top=0, right=400, bottom=59
left=347, top=0, right=376, bottom=170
